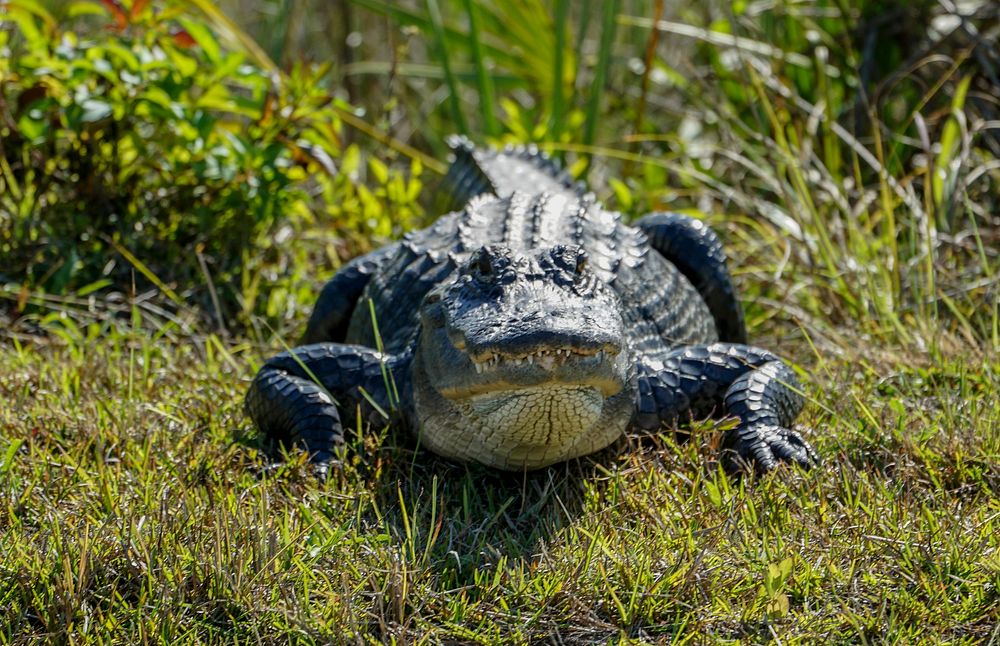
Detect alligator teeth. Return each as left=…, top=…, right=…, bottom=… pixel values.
left=473, top=347, right=614, bottom=372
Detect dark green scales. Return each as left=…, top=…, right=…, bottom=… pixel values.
left=246, top=138, right=817, bottom=474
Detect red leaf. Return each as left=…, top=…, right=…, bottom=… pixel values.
left=130, top=0, right=149, bottom=18
left=170, top=27, right=196, bottom=48
left=99, top=0, right=128, bottom=30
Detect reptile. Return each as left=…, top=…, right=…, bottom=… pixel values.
left=245, top=137, right=818, bottom=475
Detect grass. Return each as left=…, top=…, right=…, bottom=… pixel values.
left=1, top=319, right=998, bottom=643
left=3, top=0, right=1000, bottom=642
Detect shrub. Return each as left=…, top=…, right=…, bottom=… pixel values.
left=0, top=0, right=424, bottom=330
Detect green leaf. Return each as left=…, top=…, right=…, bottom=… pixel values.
left=7, top=0, right=56, bottom=27
left=765, top=557, right=793, bottom=596
left=342, top=144, right=361, bottom=176
left=17, top=112, right=49, bottom=142
left=6, top=9, right=44, bottom=47
left=704, top=478, right=723, bottom=508
left=102, top=42, right=141, bottom=72
left=178, top=16, right=222, bottom=65
left=766, top=592, right=790, bottom=618
left=81, top=99, right=112, bottom=123
left=163, top=44, right=198, bottom=78
left=368, top=157, right=389, bottom=184
left=195, top=84, right=237, bottom=113
left=66, top=0, right=107, bottom=18
left=609, top=178, right=632, bottom=211
left=138, top=85, right=174, bottom=112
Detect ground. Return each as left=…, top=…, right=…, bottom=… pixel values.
left=1, top=313, right=997, bottom=643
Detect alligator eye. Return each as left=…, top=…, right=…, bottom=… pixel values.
left=469, top=247, right=497, bottom=280
left=476, top=253, right=493, bottom=276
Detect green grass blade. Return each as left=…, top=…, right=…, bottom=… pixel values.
left=549, top=0, right=569, bottom=142
left=582, top=0, right=620, bottom=169
left=106, top=237, right=184, bottom=307
left=462, top=0, right=498, bottom=137
left=332, top=104, right=447, bottom=174
left=573, top=1, right=593, bottom=84
left=933, top=74, right=972, bottom=219
left=349, top=0, right=521, bottom=76
left=180, top=0, right=279, bottom=73
left=0, top=438, right=23, bottom=481
left=425, top=0, right=468, bottom=136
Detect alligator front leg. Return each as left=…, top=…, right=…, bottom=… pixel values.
left=245, top=343, right=408, bottom=474
left=632, top=343, right=818, bottom=473
left=301, top=245, right=398, bottom=345
left=636, top=212, right=747, bottom=343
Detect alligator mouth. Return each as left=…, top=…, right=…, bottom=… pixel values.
left=426, top=342, right=626, bottom=401
left=469, top=347, right=615, bottom=374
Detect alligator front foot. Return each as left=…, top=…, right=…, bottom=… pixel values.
left=721, top=358, right=818, bottom=474
left=723, top=423, right=818, bottom=474
left=633, top=344, right=818, bottom=474
left=245, top=343, right=407, bottom=470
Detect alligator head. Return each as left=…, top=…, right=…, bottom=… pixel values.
left=413, top=243, right=635, bottom=469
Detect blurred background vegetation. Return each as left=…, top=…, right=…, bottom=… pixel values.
left=0, top=0, right=997, bottom=352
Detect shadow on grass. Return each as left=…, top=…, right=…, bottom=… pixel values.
left=238, top=420, right=629, bottom=581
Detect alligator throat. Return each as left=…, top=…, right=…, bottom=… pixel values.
left=465, top=385, right=603, bottom=447
left=444, top=382, right=616, bottom=469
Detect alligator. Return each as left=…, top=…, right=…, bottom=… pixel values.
left=245, top=138, right=817, bottom=475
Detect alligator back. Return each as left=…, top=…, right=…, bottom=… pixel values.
left=438, top=135, right=583, bottom=212
left=346, top=191, right=718, bottom=359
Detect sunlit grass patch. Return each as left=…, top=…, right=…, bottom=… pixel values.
left=1, top=320, right=998, bottom=642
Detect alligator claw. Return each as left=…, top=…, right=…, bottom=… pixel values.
left=312, top=461, right=331, bottom=482
left=724, top=424, right=819, bottom=474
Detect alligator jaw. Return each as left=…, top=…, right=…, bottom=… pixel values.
left=469, top=346, right=617, bottom=373
left=433, top=345, right=627, bottom=400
